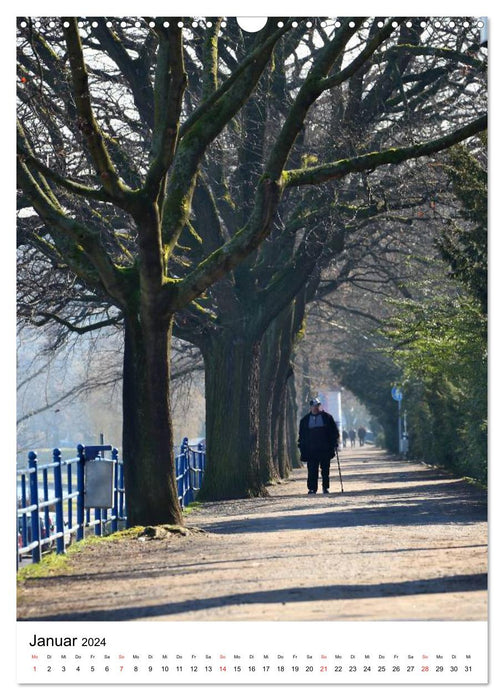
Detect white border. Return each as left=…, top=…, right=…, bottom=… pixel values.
left=4, top=4, right=501, bottom=699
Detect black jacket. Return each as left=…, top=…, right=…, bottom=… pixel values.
left=298, top=411, right=339, bottom=462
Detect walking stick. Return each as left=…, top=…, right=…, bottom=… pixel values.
left=335, top=447, right=344, bottom=492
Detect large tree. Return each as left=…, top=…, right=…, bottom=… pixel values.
left=17, top=17, right=486, bottom=524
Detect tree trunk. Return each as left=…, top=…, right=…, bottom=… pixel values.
left=264, top=298, right=306, bottom=477
left=286, top=372, right=302, bottom=469
left=258, top=324, right=282, bottom=485
left=198, top=332, right=267, bottom=500
left=270, top=308, right=297, bottom=478
left=122, top=313, right=183, bottom=526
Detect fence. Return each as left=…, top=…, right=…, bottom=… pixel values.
left=176, top=437, right=206, bottom=508
left=17, top=438, right=205, bottom=567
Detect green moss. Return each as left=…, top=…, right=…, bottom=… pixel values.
left=17, top=551, right=74, bottom=581
left=17, top=527, right=145, bottom=582
left=301, top=154, right=319, bottom=167
left=182, top=500, right=203, bottom=514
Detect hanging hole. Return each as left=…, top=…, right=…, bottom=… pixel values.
left=236, top=17, right=268, bottom=32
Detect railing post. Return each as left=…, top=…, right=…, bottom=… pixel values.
left=76, top=444, right=85, bottom=542
left=94, top=508, right=102, bottom=537
left=28, top=451, right=41, bottom=564
left=53, top=448, right=65, bottom=555
left=184, top=438, right=190, bottom=507
left=118, top=457, right=126, bottom=524
left=42, top=466, right=50, bottom=544
left=67, top=461, right=73, bottom=531
left=198, top=442, right=204, bottom=490
left=186, top=448, right=192, bottom=505
left=111, top=447, right=119, bottom=533
left=19, top=474, right=28, bottom=548
left=178, top=438, right=187, bottom=506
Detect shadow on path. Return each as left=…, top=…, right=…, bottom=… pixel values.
left=22, top=573, right=487, bottom=622
left=201, top=496, right=486, bottom=534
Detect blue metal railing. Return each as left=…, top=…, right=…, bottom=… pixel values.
left=16, top=444, right=125, bottom=567
left=17, top=437, right=205, bottom=567
left=176, top=437, right=206, bottom=508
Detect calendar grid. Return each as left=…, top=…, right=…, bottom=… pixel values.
left=17, top=621, right=488, bottom=684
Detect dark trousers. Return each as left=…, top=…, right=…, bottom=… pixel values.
left=307, top=452, right=331, bottom=492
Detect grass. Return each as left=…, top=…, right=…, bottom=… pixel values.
left=17, top=541, right=87, bottom=581
left=16, top=526, right=145, bottom=582
left=182, top=500, right=203, bottom=514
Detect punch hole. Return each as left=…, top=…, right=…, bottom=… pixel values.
left=236, top=17, right=268, bottom=32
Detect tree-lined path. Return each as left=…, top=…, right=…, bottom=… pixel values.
left=17, top=447, right=487, bottom=622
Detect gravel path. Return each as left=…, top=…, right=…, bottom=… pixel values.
left=17, top=447, right=487, bottom=622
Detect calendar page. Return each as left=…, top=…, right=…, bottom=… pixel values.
left=9, top=1, right=497, bottom=697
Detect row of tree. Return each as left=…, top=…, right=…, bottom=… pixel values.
left=384, top=145, right=487, bottom=481
left=318, top=143, right=487, bottom=481
left=17, top=17, right=487, bottom=525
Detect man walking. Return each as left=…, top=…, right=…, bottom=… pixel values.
left=298, top=397, right=340, bottom=494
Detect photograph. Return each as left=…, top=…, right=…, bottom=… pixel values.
left=13, top=9, right=489, bottom=689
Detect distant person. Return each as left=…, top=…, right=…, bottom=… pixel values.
left=298, top=397, right=340, bottom=494
left=342, top=429, right=348, bottom=447
left=358, top=426, right=367, bottom=446
left=348, top=428, right=356, bottom=447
